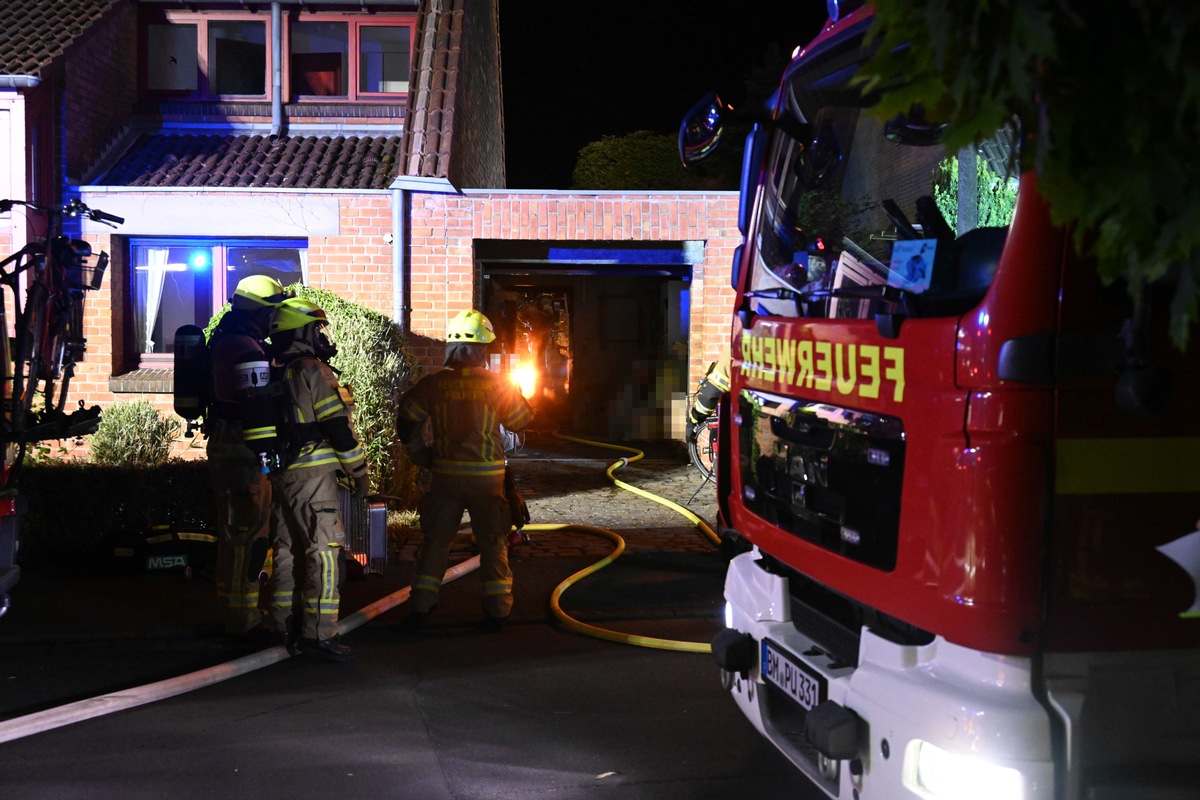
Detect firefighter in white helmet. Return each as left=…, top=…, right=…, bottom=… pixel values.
left=397, top=309, right=534, bottom=633
left=207, top=274, right=287, bottom=646
left=266, top=297, right=368, bottom=661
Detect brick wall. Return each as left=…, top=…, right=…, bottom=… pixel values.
left=65, top=188, right=738, bottom=458
left=309, top=194, right=394, bottom=313
left=405, top=191, right=739, bottom=380
left=63, top=0, right=137, bottom=184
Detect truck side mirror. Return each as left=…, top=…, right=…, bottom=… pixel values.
left=679, top=92, right=731, bottom=166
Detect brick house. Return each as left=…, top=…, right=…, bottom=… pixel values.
left=0, top=0, right=737, bottom=451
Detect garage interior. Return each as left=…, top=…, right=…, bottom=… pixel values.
left=478, top=240, right=702, bottom=441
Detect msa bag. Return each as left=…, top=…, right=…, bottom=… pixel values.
left=173, top=324, right=210, bottom=434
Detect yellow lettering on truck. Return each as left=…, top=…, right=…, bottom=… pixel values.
left=859, top=344, right=880, bottom=399
left=795, top=340, right=814, bottom=389
left=884, top=346, right=904, bottom=402
left=739, top=330, right=905, bottom=404
left=776, top=337, right=796, bottom=385
left=813, top=341, right=832, bottom=392
left=834, top=343, right=856, bottom=395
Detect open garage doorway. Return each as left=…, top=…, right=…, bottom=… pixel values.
left=480, top=241, right=697, bottom=442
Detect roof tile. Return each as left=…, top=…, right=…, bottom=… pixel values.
left=101, top=133, right=404, bottom=190
left=0, top=0, right=119, bottom=76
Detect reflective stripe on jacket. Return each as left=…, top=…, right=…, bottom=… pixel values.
left=398, top=366, right=533, bottom=477
left=279, top=354, right=365, bottom=478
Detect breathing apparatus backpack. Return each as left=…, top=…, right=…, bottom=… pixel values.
left=173, top=324, right=211, bottom=436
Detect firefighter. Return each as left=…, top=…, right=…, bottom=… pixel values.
left=207, top=274, right=287, bottom=645
left=686, top=350, right=731, bottom=440
left=266, top=297, right=368, bottom=662
left=397, top=309, right=534, bottom=633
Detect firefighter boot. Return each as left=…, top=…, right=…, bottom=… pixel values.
left=398, top=604, right=435, bottom=635
left=298, top=635, right=353, bottom=662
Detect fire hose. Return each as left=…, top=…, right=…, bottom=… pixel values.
left=0, top=433, right=720, bottom=743
left=534, top=431, right=721, bottom=654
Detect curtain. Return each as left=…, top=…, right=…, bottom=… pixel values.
left=141, top=247, right=170, bottom=353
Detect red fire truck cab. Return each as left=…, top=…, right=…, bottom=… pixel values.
left=681, top=3, right=1200, bottom=798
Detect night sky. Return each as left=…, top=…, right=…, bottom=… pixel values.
left=498, top=0, right=828, bottom=189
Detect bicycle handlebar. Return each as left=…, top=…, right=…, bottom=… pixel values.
left=88, top=208, right=124, bottom=225
left=2, top=197, right=123, bottom=227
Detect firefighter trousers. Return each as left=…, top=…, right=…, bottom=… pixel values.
left=412, top=473, right=513, bottom=618
left=268, top=469, right=346, bottom=642
left=208, top=425, right=271, bottom=636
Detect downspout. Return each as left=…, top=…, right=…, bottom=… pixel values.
left=392, top=188, right=409, bottom=333
left=388, top=177, right=454, bottom=333
left=271, top=2, right=284, bottom=136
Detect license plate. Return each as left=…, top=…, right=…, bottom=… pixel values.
left=762, top=639, right=826, bottom=711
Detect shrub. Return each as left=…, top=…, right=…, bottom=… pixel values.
left=572, top=130, right=733, bottom=190
left=87, top=400, right=180, bottom=466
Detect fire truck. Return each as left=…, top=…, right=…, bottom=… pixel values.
left=680, top=3, right=1200, bottom=798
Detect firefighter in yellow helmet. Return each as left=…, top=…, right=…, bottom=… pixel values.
left=208, top=274, right=287, bottom=647
left=397, top=309, right=534, bottom=633
left=266, top=297, right=368, bottom=661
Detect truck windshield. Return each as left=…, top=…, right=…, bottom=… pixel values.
left=747, top=48, right=1020, bottom=320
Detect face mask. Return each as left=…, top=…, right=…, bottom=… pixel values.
left=314, top=324, right=338, bottom=360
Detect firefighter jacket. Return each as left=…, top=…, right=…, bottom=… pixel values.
left=398, top=366, right=533, bottom=478
left=208, top=312, right=277, bottom=460
left=689, top=350, right=732, bottom=424
left=274, top=343, right=367, bottom=483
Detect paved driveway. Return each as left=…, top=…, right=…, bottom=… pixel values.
left=0, top=440, right=818, bottom=798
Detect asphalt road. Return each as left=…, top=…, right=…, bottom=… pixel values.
left=0, top=445, right=821, bottom=800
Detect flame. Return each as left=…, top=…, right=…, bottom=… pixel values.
left=511, top=362, right=538, bottom=398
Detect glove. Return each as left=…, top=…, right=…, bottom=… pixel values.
left=352, top=473, right=370, bottom=501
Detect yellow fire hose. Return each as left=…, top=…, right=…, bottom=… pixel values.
left=531, top=432, right=721, bottom=654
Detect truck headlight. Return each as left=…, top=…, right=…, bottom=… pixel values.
left=909, top=740, right=1024, bottom=800
left=724, top=601, right=734, bottom=629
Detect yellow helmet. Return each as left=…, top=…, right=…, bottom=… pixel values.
left=447, top=309, right=495, bottom=344
left=271, top=297, right=328, bottom=335
left=232, top=275, right=286, bottom=310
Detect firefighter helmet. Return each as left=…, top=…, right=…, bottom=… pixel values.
left=231, top=275, right=286, bottom=310
left=447, top=309, right=496, bottom=344
left=271, top=297, right=328, bottom=335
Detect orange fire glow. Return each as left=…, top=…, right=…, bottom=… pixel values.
left=512, top=362, right=538, bottom=398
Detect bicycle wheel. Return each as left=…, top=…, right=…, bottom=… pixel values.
left=11, top=280, right=47, bottom=428
left=687, top=419, right=716, bottom=481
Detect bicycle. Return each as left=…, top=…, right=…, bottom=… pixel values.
left=686, top=406, right=718, bottom=483
left=0, top=197, right=122, bottom=484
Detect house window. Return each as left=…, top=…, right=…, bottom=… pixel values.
left=141, top=11, right=413, bottom=101
left=208, top=21, right=267, bottom=96
left=291, top=22, right=348, bottom=95
left=359, top=25, right=411, bottom=94
left=129, top=239, right=306, bottom=360
left=144, top=16, right=266, bottom=98
left=146, top=23, right=199, bottom=92
left=290, top=18, right=412, bottom=99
